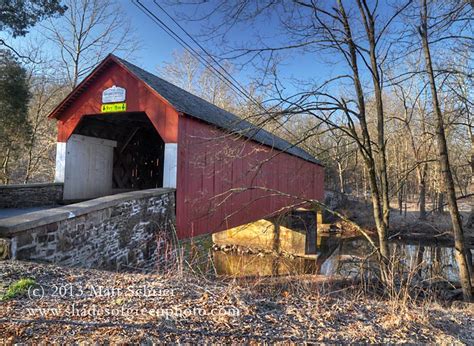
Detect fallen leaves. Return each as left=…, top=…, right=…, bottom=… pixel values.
left=0, top=260, right=472, bottom=344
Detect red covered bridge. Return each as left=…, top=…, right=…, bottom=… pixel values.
left=49, top=54, right=324, bottom=239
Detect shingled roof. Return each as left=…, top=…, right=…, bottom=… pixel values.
left=114, top=57, right=321, bottom=165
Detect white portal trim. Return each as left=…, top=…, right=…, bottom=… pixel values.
left=163, top=143, right=178, bottom=188
left=54, top=142, right=67, bottom=183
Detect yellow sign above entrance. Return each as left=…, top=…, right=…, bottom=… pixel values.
left=101, top=103, right=127, bottom=113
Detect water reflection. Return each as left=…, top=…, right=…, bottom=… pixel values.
left=212, top=252, right=319, bottom=277
left=213, top=234, right=473, bottom=282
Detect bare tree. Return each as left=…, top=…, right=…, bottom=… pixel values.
left=325, top=128, right=354, bottom=194
left=23, top=74, right=67, bottom=183
left=42, top=0, right=140, bottom=89
left=354, top=0, right=392, bottom=231
left=392, top=76, right=434, bottom=220
left=417, top=0, right=472, bottom=301
left=159, top=49, right=256, bottom=115
left=159, top=50, right=201, bottom=94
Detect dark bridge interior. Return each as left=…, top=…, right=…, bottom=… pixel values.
left=74, top=112, right=165, bottom=190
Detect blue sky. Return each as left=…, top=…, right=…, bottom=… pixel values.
left=120, top=1, right=357, bottom=101
left=122, top=1, right=183, bottom=72
left=119, top=1, right=337, bottom=91
left=5, top=1, right=399, bottom=97
left=9, top=0, right=329, bottom=94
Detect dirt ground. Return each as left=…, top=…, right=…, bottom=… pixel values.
left=0, top=261, right=472, bottom=344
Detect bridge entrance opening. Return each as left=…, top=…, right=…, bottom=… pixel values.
left=63, top=112, right=165, bottom=200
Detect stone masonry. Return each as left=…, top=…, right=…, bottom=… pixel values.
left=0, top=189, right=175, bottom=271
left=0, top=183, right=64, bottom=208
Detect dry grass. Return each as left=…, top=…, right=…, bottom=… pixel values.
left=2, top=255, right=472, bottom=344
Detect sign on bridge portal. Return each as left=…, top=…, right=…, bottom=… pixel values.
left=102, top=85, right=126, bottom=103
left=101, top=103, right=127, bottom=113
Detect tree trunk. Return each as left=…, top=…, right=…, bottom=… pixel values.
left=419, top=181, right=426, bottom=219
left=417, top=163, right=428, bottom=220
left=398, top=180, right=403, bottom=215
left=363, top=166, right=368, bottom=205
left=419, top=0, right=472, bottom=301
left=357, top=0, right=390, bottom=229
left=437, top=192, right=445, bottom=214
left=24, top=139, right=35, bottom=184
left=338, top=0, right=390, bottom=266
left=1, top=147, right=11, bottom=184
left=366, top=157, right=390, bottom=262
left=416, top=245, right=425, bottom=278
left=337, top=162, right=345, bottom=194
left=467, top=134, right=474, bottom=227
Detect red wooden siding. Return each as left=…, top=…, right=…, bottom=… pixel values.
left=53, top=61, right=179, bottom=143
left=176, top=115, right=324, bottom=238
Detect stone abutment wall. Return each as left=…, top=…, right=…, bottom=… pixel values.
left=0, top=183, right=64, bottom=208
left=0, top=189, right=175, bottom=271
